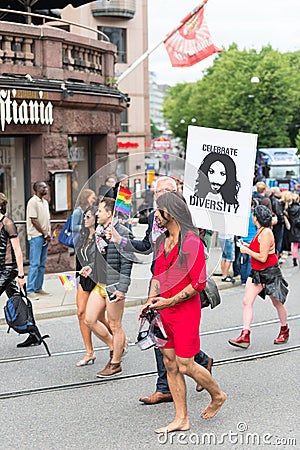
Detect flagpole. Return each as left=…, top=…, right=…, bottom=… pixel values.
left=117, top=0, right=208, bottom=84
left=111, top=185, right=120, bottom=224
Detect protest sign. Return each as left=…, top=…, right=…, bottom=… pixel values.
left=183, top=126, right=257, bottom=236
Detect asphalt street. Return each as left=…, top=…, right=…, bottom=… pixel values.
left=0, top=256, right=299, bottom=449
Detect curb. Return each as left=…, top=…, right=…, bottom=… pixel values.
left=0, top=277, right=241, bottom=325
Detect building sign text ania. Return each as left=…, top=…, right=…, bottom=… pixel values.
left=0, top=89, right=54, bottom=131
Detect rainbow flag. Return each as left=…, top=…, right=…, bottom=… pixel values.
left=58, top=273, right=75, bottom=291
left=51, top=230, right=57, bottom=240
left=115, top=186, right=132, bottom=217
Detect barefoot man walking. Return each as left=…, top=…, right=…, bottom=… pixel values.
left=139, top=192, right=226, bottom=433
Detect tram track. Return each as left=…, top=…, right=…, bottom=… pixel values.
left=0, top=344, right=299, bottom=400
left=1, top=314, right=299, bottom=365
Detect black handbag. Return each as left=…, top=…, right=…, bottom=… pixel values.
left=200, top=277, right=221, bottom=309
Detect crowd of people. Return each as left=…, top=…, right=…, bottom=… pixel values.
left=0, top=172, right=298, bottom=433
left=221, top=181, right=300, bottom=286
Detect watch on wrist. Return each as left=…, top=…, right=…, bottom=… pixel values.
left=18, top=275, right=25, bottom=279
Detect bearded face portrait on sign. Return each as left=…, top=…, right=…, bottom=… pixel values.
left=194, top=152, right=241, bottom=213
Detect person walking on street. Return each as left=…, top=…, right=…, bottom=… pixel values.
left=107, top=176, right=213, bottom=404
left=139, top=191, right=226, bottom=433
left=287, top=193, right=300, bottom=266
left=71, top=188, right=97, bottom=240
left=98, top=176, right=116, bottom=199
left=239, top=203, right=257, bottom=284
left=75, top=206, right=98, bottom=367
left=218, top=233, right=236, bottom=283
left=228, top=205, right=289, bottom=349
left=26, top=181, right=51, bottom=300
left=83, top=197, right=133, bottom=377
left=268, top=187, right=284, bottom=256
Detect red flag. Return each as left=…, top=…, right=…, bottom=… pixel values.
left=163, top=2, right=222, bottom=67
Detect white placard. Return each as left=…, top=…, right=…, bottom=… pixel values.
left=55, top=173, right=68, bottom=212
left=183, top=126, right=257, bottom=236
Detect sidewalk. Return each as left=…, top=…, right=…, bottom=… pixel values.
left=0, top=228, right=239, bottom=325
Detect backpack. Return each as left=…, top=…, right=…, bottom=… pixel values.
left=4, top=290, right=51, bottom=356
left=270, top=195, right=284, bottom=224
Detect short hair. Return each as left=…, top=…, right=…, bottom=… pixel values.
left=118, top=174, right=129, bottom=182
left=0, top=192, right=8, bottom=214
left=100, top=197, right=115, bottom=214
left=253, top=205, right=272, bottom=227
left=33, top=181, right=45, bottom=192
left=156, top=176, right=177, bottom=191
left=105, top=176, right=116, bottom=184
left=256, top=182, right=267, bottom=194
left=270, top=186, right=281, bottom=196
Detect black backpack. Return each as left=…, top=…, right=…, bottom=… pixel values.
left=4, top=289, right=51, bottom=356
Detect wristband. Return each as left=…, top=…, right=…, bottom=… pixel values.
left=120, top=237, right=127, bottom=248
left=18, top=275, right=25, bottom=279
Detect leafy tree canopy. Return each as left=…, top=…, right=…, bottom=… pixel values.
left=163, top=44, right=300, bottom=149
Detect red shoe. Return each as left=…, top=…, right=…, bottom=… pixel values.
left=228, top=330, right=250, bottom=349
left=274, top=325, right=289, bottom=344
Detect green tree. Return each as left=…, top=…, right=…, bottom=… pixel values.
left=163, top=82, right=197, bottom=144
left=163, top=44, right=300, bottom=148
left=150, top=119, right=161, bottom=138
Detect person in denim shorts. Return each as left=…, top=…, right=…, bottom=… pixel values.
left=218, top=233, right=236, bottom=283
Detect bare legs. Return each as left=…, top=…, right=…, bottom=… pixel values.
left=84, top=292, right=126, bottom=364
left=242, top=279, right=264, bottom=330
left=242, top=279, right=288, bottom=329
left=76, top=285, right=94, bottom=355
left=221, top=259, right=232, bottom=278
left=84, top=291, right=113, bottom=350
left=106, top=300, right=126, bottom=364
left=155, top=348, right=226, bottom=433
left=270, top=296, right=288, bottom=326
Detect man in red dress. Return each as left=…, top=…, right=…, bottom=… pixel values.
left=140, top=192, right=226, bottom=433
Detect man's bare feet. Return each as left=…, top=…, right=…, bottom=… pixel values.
left=201, top=392, right=227, bottom=419
left=155, top=418, right=190, bottom=434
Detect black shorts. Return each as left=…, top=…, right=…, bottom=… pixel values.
left=0, top=267, right=18, bottom=297
left=79, top=275, right=96, bottom=292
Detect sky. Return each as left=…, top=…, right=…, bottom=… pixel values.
left=148, top=0, right=300, bottom=86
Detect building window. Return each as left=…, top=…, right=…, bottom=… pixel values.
left=98, top=26, right=127, bottom=63
left=120, top=108, right=128, bottom=132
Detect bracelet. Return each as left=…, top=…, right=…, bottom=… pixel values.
left=18, top=275, right=25, bottom=279
left=120, top=237, right=127, bottom=248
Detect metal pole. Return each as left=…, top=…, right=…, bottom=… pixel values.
left=117, top=0, right=208, bottom=84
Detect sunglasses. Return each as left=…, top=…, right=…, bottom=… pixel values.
left=84, top=214, right=93, bottom=220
